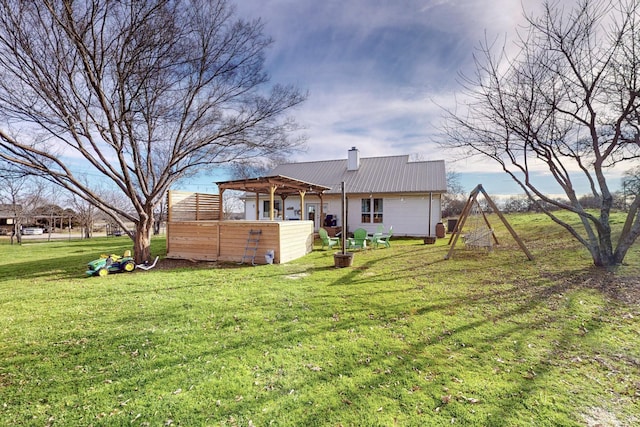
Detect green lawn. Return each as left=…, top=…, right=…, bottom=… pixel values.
left=1, top=213, right=639, bottom=426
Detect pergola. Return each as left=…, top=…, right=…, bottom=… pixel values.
left=216, top=175, right=331, bottom=221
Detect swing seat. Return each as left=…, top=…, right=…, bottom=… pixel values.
left=463, top=229, right=494, bottom=250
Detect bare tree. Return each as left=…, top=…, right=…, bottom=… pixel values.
left=622, top=166, right=640, bottom=195
left=503, top=195, right=533, bottom=213
left=70, top=195, right=97, bottom=239
left=441, top=0, right=640, bottom=267
left=229, top=153, right=291, bottom=179
left=153, top=194, right=167, bottom=235
left=36, top=185, right=64, bottom=241
left=0, top=172, right=45, bottom=244
left=222, top=190, right=244, bottom=219
left=441, top=170, right=466, bottom=218
left=0, top=0, right=306, bottom=262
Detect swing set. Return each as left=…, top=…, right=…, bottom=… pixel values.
left=445, top=184, right=534, bottom=261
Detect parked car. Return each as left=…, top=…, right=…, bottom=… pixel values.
left=22, top=227, right=44, bottom=235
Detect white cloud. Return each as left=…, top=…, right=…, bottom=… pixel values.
left=235, top=1, right=531, bottom=160
left=234, top=0, right=620, bottom=197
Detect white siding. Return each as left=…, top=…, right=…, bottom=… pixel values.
left=243, top=196, right=344, bottom=224
left=382, top=196, right=441, bottom=236
left=243, top=193, right=442, bottom=236
left=346, top=194, right=441, bottom=236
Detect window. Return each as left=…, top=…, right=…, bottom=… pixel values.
left=361, top=198, right=383, bottom=223
left=263, top=200, right=281, bottom=217
left=361, top=199, right=371, bottom=223
left=373, top=198, right=383, bottom=223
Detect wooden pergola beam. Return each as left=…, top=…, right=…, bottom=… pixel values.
left=217, top=175, right=330, bottom=197
left=216, top=175, right=331, bottom=222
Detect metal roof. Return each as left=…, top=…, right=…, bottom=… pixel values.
left=269, top=155, right=447, bottom=194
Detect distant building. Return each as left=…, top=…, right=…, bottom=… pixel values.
left=0, top=204, right=20, bottom=235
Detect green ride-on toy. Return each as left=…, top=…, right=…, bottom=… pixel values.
left=86, top=251, right=136, bottom=277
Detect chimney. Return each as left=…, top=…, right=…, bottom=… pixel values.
left=347, top=146, right=360, bottom=171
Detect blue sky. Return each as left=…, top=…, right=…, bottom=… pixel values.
left=178, top=0, right=609, bottom=197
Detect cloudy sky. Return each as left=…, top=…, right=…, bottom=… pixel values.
left=174, top=0, right=612, bottom=196
left=226, top=0, right=553, bottom=195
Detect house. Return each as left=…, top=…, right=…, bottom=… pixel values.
left=0, top=204, right=19, bottom=235
left=243, top=147, right=447, bottom=237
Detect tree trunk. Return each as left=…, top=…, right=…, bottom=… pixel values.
left=11, top=222, right=22, bottom=245
left=133, top=216, right=154, bottom=264
left=588, top=236, right=619, bottom=268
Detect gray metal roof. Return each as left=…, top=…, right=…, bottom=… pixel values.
left=269, top=155, right=447, bottom=194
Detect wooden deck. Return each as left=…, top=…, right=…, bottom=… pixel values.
left=166, top=220, right=314, bottom=264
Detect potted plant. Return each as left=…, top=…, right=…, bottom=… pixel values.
left=334, top=250, right=354, bottom=268
left=424, top=236, right=436, bottom=244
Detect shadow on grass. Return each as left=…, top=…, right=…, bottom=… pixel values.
left=2, top=237, right=637, bottom=426
left=0, top=238, right=165, bottom=283
left=262, top=244, right=635, bottom=425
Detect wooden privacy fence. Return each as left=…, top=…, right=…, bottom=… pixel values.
left=166, top=220, right=314, bottom=264
left=166, top=190, right=315, bottom=264
left=168, top=191, right=221, bottom=221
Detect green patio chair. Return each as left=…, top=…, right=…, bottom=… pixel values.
left=319, top=227, right=340, bottom=250
left=348, top=228, right=368, bottom=250
left=370, top=224, right=384, bottom=247
left=373, top=226, right=393, bottom=248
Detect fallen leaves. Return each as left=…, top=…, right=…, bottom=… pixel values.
left=435, top=392, right=482, bottom=412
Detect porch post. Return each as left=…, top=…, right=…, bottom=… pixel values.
left=318, top=193, right=324, bottom=228
left=299, top=190, right=306, bottom=220
left=269, top=185, right=276, bottom=221
left=255, top=192, right=260, bottom=220
left=280, top=195, right=287, bottom=220
left=218, top=188, right=225, bottom=220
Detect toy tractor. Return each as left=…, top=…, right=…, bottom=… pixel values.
left=86, top=250, right=136, bottom=277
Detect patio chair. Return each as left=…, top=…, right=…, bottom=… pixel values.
left=319, top=227, right=340, bottom=250
left=369, top=224, right=385, bottom=246
left=347, top=228, right=368, bottom=250
left=373, top=226, right=393, bottom=248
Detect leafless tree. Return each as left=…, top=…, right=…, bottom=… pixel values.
left=441, top=0, right=640, bottom=267
left=441, top=170, right=466, bottom=218
left=622, top=166, right=640, bottom=195
left=70, top=194, right=97, bottom=239
left=0, top=172, right=45, bottom=244
left=0, top=0, right=306, bottom=262
left=229, top=153, right=290, bottom=179
left=37, top=186, right=64, bottom=241
left=153, top=194, right=167, bottom=235
left=503, top=195, right=533, bottom=213
left=222, top=190, right=244, bottom=219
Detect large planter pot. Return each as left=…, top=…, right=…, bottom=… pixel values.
left=424, top=236, right=436, bottom=245
left=334, top=252, right=354, bottom=268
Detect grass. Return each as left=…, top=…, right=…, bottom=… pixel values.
left=0, top=213, right=639, bottom=426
